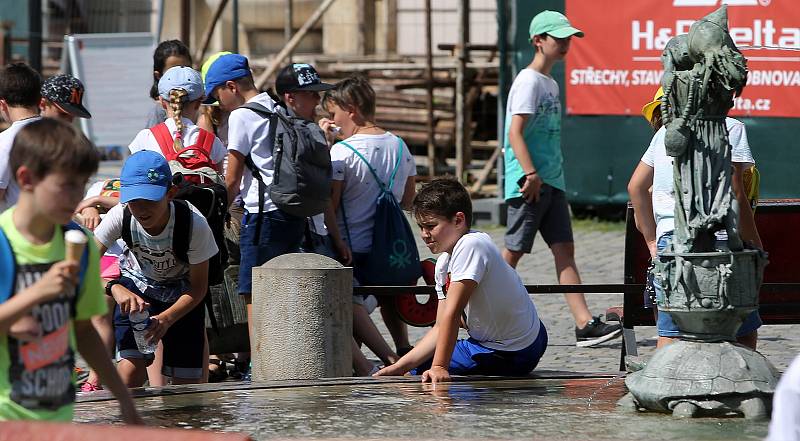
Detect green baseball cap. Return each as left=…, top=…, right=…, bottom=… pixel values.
left=529, top=10, right=584, bottom=39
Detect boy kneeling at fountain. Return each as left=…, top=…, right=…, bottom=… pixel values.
left=375, top=178, right=548, bottom=383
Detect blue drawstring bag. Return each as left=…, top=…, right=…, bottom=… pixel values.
left=340, top=137, right=421, bottom=286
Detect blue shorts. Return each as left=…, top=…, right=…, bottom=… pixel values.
left=652, top=233, right=762, bottom=338
left=238, top=209, right=305, bottom=295
left=412, top=321, right=548, bottom=376
left=113, top=276, right=206, bottom=379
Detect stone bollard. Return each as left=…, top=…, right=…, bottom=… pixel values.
left=251, top=253, right=352, bottom=380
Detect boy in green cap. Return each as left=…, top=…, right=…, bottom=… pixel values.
left=502, top=10, right=621, bottom=347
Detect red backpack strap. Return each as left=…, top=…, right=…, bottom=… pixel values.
left=194, top=128, right=215, bottom=155
left=149, top=123, right=177, bottom=160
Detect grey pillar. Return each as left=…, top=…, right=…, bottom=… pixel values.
left=251, top=253, right=352, bottom=380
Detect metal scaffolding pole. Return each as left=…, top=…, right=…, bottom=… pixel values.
left=454, top=0, right=470, bottom=183
left=425, top=0, right=435, bottom=178
left=180, top=0, right=191, bottom=45
left=232, top=0, right=239, bottom=53
left=285, top=0, right=293, bottom=63
left=28, top=0, right=42, bottom=72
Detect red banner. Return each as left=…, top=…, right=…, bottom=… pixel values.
left=564, top=0, right=800, bottom=117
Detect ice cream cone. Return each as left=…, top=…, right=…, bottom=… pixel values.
left=64, top=229, right=88, bottom=263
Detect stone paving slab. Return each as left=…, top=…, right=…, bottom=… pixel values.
left=366, top=223, right=800, bottom=373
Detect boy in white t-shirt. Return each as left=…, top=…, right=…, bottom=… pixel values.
left=94, top=151, right=218, bottom=386
left=204, top=54, right=306, bottom=331
left=375, top=179, right=548, bottom=383
left=502, top=11, right=620, bottom=348
left=0, top=63, right=42, bottom=212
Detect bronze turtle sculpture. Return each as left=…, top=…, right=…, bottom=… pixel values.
left=620, top=340, right=778, bottom=419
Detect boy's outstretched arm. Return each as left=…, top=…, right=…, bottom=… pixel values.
left=422, top=279, right=476, bottom=384
left=145, top=260, right=209, bottom=344
left=75, top=319, right=142, bottom=424
left=374, top=312, right=440, bottom=377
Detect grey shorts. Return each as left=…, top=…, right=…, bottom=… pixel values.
left=505, top=185, right=574, bottom=253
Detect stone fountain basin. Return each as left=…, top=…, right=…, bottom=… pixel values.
left=74, top=373, right=769, bottom=440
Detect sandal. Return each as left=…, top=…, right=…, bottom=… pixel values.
left=79, top=381, right=103, bottom=393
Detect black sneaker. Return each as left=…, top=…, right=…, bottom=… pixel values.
left=575, top=316, right=622, bottom=347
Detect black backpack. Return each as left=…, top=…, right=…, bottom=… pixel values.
left=238, top=102, right=332, bottom=219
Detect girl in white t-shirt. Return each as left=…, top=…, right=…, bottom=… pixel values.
left=130, top=66, right=226, bottom=169
left=320, top=75, right=417, bottom=373
left=376, top=179, right=548, bottom=383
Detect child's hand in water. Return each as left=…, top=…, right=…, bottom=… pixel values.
left=421, top=366, right=451, bottom=384
left=373, top=363, right=406, bottom=377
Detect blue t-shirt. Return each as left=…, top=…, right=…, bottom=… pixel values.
left=503, top=68, right=565, bottom=200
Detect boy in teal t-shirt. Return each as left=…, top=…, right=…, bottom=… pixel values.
left=502, top=10, right=621, bottom=348
left=0, top=118, right=139, bottom=422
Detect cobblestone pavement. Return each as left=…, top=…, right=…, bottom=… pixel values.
left=365, top=223, right=800, bottom=373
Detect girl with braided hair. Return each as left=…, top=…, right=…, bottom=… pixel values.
left=129, top=66, right=226, bottom=171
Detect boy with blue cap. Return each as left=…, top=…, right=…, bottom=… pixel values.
left=94, top=151, right=218, bottom=386
left=501, top=11, right=621, bottom=347
left=204, top=53, right=306, bottom=347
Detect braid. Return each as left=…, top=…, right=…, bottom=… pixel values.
left=169, top=89, right=188, bottom=152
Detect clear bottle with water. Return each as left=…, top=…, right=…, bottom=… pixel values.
left=129, top=310, right=157, bottom=354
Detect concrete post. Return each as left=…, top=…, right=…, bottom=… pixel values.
left=251, top=253, right=352, bottom=380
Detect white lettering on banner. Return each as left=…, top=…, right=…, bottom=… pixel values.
left=748, top=70, right=800, bottom=86
left=632, top=19, right=800, bottom=51
left=631, top=70, right=664, bottom=85
left=673, top=0, right=760, bottom=6
left=570, top=68, right=630, bottom=86
left=733, top=97, right=772, bottom=111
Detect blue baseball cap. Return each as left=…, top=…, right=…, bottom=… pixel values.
left=119, top=151, right=172, bottom=203
left=203, top=53, right=251, bottom=104
left=158, top=66, right=204, bottom=102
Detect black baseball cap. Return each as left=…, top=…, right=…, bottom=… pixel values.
left=41, top=73, right=91, bottom=119
left=275, top=63, right=334, bottom=96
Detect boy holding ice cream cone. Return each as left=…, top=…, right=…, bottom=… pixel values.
left=0, top=118, right=139, bottom=423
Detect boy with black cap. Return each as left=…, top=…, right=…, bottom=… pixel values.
left=275, top=63, right=342, bottom=258
left=204, top=54, right=306, bottom=345
left=40, top=73, right=92, bottom=123
left=0, top=63, right=42, bottom=213
left=502, top=11, right=621, bottom=347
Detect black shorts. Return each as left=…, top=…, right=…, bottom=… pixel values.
left=113, top=276, right=205, bottom=379
left=504, top=185, right=574, bottom=253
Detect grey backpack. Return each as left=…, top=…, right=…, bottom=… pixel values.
left=239, top=102, right=332, bottom=218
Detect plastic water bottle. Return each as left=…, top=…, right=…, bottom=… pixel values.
left=129, top=310, right=157, bottom=354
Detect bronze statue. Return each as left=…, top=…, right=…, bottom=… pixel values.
left=661, top=7, right=747, bottom=253
left=621, top=6, right=777, bottom=419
